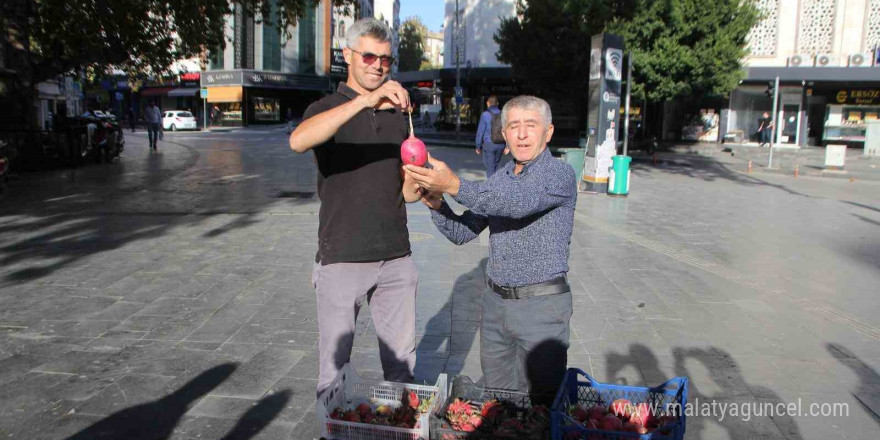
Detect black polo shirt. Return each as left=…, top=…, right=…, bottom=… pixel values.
left=303, top=82, right=411, bottom=265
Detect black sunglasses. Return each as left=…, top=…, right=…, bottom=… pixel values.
left=350, top=49, right=395, bottom=68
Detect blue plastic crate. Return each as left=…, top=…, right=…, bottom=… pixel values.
left=550, top=369, right=688, bottom=440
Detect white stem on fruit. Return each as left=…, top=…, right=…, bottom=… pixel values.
left=407, top=109, right=414, bottom=137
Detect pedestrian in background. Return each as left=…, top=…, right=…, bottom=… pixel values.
left=128, top=107, right=136, bottom=132
left=145, top=102, right=162, bottom=150
left=475, top=96, right=508, bottom=177
left=288, top=18, right=422, bottom=397
left=406, top=95, right=576, bottom=402
left=758, top=112, right=773, bottom=147
left=286, top=108, right=294, bottom=134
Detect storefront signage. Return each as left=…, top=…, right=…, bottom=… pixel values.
left=479, top=84, right=521, bottom=95
left=202, top=71, right=243, bottom=86
left=417, top=81, right=434, bottom=88
left=202, top=70, right=329, bottom=91
left=180, top=72, right=201, bottom=82
left=835, top=89, right=880, bottom=105
left=331, top=49, right=348, bottom=75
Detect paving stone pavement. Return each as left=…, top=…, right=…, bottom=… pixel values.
left=0, top=129, right=878, bottom=439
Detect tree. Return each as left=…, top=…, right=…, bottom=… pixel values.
left=494, top=1, right=635, bottom=128
left=495, top=0, right=759, bottom=132
left=0, top=0, right=355, bottom=128
left=607, top=0, right=760, bottom=102
left=398, top=17, right=428, bottom=72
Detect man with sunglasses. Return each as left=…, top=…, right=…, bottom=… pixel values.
left=289, top=18, right=422, bottom=397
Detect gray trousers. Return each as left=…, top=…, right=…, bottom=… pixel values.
left=313, top=255, right=418, bottom=395
left=480, top=282, right=572, bottom=405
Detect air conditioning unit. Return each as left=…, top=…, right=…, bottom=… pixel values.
left=787, top=54, right=812, bottom=67
left=814, top=54, right=838, bottom=67
left=848, top=52, right=874, bottom=67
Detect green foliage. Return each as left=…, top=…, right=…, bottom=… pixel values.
left=495, top=0, right=759, bottom=105
left=398, top=16, right=428, bottom=73
left=22, top=0, right=355, bottom=83
left=608, top=0, right=760, bottom=102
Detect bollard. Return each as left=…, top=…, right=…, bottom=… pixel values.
left=748, top=160, right=752, bottom=173
left=794, top=165, right=799, bottom=178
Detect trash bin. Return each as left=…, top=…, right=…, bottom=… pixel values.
left=608, top=155, right=631, bottom=197
left=558, top=147, right=585, bottom=185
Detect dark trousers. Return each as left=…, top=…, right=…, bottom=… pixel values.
left=759, top=128, right=772, bottom=145
left=482, top=144, right=506, bottom=177
left=147, top=123, right=160, bottom=148
left=480, top=280, right=572, bottom=405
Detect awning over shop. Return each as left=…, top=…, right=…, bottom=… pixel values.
left=206, top=86, right=243, bottom=103
left=746, top=67, right=880, bottom=83
left=140, top=87, right=173, bottom=96
left=168, top=87, right=200, bottom=97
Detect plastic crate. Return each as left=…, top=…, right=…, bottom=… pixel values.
left=429, top=375, right=553, bottom=440
left=550, top=369, right=688, bottom=440
left=317, top=364, right=448, bottom=440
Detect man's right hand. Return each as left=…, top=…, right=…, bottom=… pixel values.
left=475, top=148, right=481, bottom=155
left=360, top=81, right=411, bottom=112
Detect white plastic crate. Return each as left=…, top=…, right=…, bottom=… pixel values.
left=317, top=364, right=448, bottom=440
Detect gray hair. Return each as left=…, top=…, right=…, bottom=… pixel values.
left=346, top=18, right=393, bottom=49
left=501, top=95, right=552, bottom=128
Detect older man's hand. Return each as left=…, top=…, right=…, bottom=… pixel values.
left=404, top=154, right=461, bottom=197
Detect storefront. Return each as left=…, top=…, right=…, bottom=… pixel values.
left=201, top=70, right=330, bottom=126
left=397, top=68, right=545, bottom=131
left=822, top=88, right=880, bottom=146
left=138, top=72, right=204, bottom=122
left=725, top=67, right=880, bottom=147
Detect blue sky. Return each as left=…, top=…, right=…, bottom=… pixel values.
left=399, top=0, right=445, bottom=32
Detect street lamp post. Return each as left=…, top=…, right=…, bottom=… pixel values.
left=769, top=75, right=779, bottom=169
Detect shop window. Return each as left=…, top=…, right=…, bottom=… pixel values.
left=253, top=96, right=280, bottom=122
left=263, top=0, right=281, bottom=71
left=209, top=43, right=224, bottom=70
left=298, top=6, right=317, bottom=75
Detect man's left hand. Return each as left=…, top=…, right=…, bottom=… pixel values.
left=404, top=154, right=461, bottom=197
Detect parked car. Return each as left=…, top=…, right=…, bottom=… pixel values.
left=162, top=110, right=198, bottom=131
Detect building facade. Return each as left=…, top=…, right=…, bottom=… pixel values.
left=373, top=0, right=401, bottom=76
left=725, top=0, right=880, bottom=146
left=425, top=31, right=445, bottom=68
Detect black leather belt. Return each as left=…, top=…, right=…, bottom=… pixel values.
left=488, top=277, right=570, bottom=300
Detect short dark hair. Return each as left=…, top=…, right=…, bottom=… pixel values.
left=487, top=95, right=498, bottom=106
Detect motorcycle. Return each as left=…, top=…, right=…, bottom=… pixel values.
left=70, top=111, right=125, bottom=164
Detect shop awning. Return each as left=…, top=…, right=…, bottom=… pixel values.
left=168, top=87, right=200, bottom=97
left=140, top=87, right=173, bottom=96
left=746, top=67, right=880, bottom=83
left=206, top=86, right=243, bottom=103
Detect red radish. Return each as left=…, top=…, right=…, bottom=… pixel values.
left=570, top=405, right=590, bottom=422
left=610, top=398, right=633, bottom=418
left=401, top=110, right=427, bottom=166
left=405, top=390, right=420, bottom=409
left=587, top=405, right=606, bottom=421
left=599, top=414, right=622, bottom=431
left=622, top=421, right=645, bottom=433
left=629, top=402, right=655, bottom=426
left=356, top=403, right=372, bottom=418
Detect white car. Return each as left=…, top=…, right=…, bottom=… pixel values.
left=162, top=110, right=198, bottom=131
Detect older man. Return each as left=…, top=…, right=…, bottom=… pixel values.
left=405, top=95, right=576, bottom=400
left=289, top=18, right=422, bottom=396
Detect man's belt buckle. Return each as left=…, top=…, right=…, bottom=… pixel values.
left=496, top=285, right=518, bottom=300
